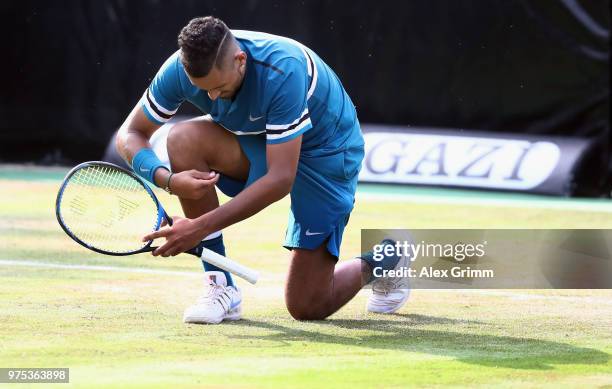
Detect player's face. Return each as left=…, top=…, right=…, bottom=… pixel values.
left=188, top=52, right=247, bottom=101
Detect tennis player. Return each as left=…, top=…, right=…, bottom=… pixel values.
left=116, top=16, right=409, bottom=324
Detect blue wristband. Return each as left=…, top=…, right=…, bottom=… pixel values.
left=131, top=148, right=167, bottom=186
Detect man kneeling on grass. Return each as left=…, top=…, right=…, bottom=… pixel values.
left=116, top=16, right=409, bottom=324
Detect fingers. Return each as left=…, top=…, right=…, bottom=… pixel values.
left=145, top=215, right=203, bottom=258
left=190, top=170, right=208, bottom=180
left=191, top=170, right=219, bottom=181
left=189, top=171, right=219, bottom=198
left=171, top=170, right=220, bottom=199
left=196, top=172, right=220, bottom=188
left=152, top=240, right=190, bottom=257
left=142, top=227, right=170, bottom=242
left=152, top=242, right=180, bottom=257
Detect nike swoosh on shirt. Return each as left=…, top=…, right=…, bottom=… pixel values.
left=249, top=114, right=264, bottom=121
left=305, top=230, right=325, bottom=236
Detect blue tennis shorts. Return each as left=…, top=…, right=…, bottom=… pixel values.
left=217, top=130, right=364, bottom=259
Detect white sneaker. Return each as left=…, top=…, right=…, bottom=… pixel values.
left=367, top=234, right=413, bottom=314
left=183, top=271, right=242, bottom=324
left=367, top=281, right=410, bottom=314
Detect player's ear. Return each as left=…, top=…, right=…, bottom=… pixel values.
left=236, top=51, right=247, bottom=69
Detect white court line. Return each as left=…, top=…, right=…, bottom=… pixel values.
left=0, top=259, right=201, bottom=277
left=0, top=259, right=278, bottom=281
left=1, top=259, right=608, bottom=303
left=427, top=289, right=612, bottom=305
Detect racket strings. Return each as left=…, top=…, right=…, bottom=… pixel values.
left=71, top=166, right=122, bottom=246
left=59, top=164, right=160, bottom=253
left=67, top=166, right=122, bottom=249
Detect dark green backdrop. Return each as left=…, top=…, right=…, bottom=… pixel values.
left=2, top=0, right=609, bottom=171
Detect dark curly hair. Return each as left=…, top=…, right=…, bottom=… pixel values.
left=178, top=16, right=231, bottom=77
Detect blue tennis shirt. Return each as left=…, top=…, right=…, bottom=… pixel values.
left=141, top=30, right=363, bottom=153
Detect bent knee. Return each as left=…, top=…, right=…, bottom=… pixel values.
left=166, top=121, right=204, bottom=155
left=165, top=119, right=244, bottom=175
left=285, top=295, right=330, bottom=321
left=166, top=120, right=219, bottom=169
left=286, top=304, right=328, bottom=321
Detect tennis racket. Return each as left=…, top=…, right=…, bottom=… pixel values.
left=55, top=161, right=259, bottom=284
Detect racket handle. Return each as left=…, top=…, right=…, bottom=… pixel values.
left=188, top=246, right=259, bottom=284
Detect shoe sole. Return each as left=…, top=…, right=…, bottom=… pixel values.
left=183, top=306, right=242, bottom=324
left=224, top=306, right=242, bottom=321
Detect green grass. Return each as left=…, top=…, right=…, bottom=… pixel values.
left=1, top=167, right=612, bottom=388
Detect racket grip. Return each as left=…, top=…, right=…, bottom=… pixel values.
left=193, top=247, right=259, bottom=285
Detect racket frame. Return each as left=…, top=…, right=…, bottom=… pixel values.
left=56, top=161, right=259, bottom=284
left=56, top=161, right=175, bottom=256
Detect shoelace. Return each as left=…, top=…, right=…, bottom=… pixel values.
left=197, top=283, right=223, bottom=303
left=372, top=278, right=398, bottom=295
left=372, top=248, right=411, bottom=295
left=196, top=283, right=233, bottom=311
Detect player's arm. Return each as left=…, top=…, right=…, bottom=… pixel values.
left=143, top=58, right=309, bottom=255
left=116, top=104, right=219, bottom=197
left=144, top=135, right=301, bottom=257
left=199, top=135, right=301, bottom=228
left=190, top=60, right=310, bottom=233
left=115, top=104, right=165, bottom=186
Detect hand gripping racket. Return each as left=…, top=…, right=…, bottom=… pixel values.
left=55, top=161, right=259, bottom=284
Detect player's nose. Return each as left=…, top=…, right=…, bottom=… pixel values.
left=208, top=90, right=220, bottom=100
